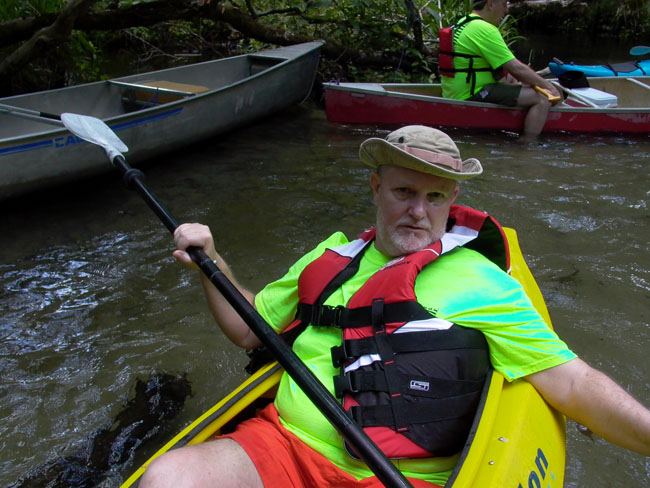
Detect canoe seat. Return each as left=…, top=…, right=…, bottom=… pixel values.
left=114, top=80, right=210, bottom=111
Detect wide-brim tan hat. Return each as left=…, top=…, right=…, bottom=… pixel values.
left=359, top=125, right=482, bottom=181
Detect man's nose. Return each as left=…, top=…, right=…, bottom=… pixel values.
left=408, top=196, right=427, bottom=219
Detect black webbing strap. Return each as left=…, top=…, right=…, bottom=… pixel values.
left=438, top=52, right=493, bottom=76
left=244, top=241, right=371, bottom=374
left=317, top=245, right=369, bottom=306
left=334, top=369, right=485, bottom=399
left=369, top=298, right=410, bottom=432
left=283, top=241, right=372, bottom=346
left=298, top=300, right=432, bottom=330
left=349, top=392, right=480, bottom=428
left=331, top=326, right=486, bottom=367
left=438, top=51, right=486, bottom=62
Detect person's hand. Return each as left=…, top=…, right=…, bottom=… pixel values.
left=172, top=223, right=217, bottom=269
left=548, top=84, right=562, bottom=105
left=538, top=83, right=562, bottom=105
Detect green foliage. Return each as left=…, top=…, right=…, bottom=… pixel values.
left=513, top=0, right=650, bottom=39
left=595, top=0, right=650, bottom=36
left=498, top=14, right=524, bottom=49
left=231, top=0, right=415, bottom=49
left=0, top=0, right=67, bottom=20
left=232, top=0, right=452, bottom=77
left=422, top=0, right=472, bottom=28
left=405, top=46, right=433, bottom=75
left=7, top=0, right=650, bottom=93
left=67, top=31, right=103, bottom=84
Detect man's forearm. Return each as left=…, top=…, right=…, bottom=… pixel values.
left=199, top=257, right=262, bottom=350
left=564, top=364, right=650, bottom=454
left=503, top=58, right=557, bottom=93
left=527, top=358, right=650, bottom=456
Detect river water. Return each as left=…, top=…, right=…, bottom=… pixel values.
left=1, top=100, right=649, bottom=487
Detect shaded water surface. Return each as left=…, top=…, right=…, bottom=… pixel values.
left=1, top=105, right=648, bottom=487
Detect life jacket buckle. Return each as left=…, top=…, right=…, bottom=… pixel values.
left=311, top=304, right=344, bottom=327
left=333, top=372, right=359, bottom=398
left=330, top=340, right=352, bottom=367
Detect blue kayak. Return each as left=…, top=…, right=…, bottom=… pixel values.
left=548, top=45, right=650, bottom=77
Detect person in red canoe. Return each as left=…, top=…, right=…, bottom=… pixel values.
left=141, top=126, right=649, bottom=487
left=439, top=0, right=561, bottom=142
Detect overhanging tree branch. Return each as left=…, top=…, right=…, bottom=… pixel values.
left=0, top=0, right=425, bottom=93
left=0, top=0, right=101, bottom=77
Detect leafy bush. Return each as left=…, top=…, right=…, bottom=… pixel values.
left=0, top=0, right=67, bottom=20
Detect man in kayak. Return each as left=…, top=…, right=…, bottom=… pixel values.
left=141, top=126, right=650, bottom=487
left=439, top=0, right=561, bottom=142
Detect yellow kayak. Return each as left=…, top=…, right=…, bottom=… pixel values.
left=120, top=228, right=565, bottom=487
left=448, top=228, right=565, bottom=487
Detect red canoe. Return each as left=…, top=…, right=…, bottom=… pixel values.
left=323, top=77, right=650, bottom=134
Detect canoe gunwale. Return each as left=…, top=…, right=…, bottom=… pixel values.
left=323, top=80, right=650, bottom=114
left=323, top=79, right=650, bottom=134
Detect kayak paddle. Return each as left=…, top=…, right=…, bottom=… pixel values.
left=629, top=45, right=650, bottom=57
left=0, top=103, right=63, bottom=125
left=59, top=112, right=413, bottom=488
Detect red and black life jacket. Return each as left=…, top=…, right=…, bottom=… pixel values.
left=438, top=15, right=503, bottom=96
left=289, top=205, right=510, bottom=459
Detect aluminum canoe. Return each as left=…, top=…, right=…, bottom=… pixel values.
left=323, top=77, right=650, bottom=135
left=119, top=228, right=566, bottom=488
left=0, top=41, right=323, bottom=201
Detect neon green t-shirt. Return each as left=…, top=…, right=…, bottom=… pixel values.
left=254, top=232, right=575, bottom=485
left=440, top=14, right=515, bottom=100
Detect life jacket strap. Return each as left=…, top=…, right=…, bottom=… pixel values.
left=370, top=298, right=410, bottom=432
left=297, top=301, right=432, bottom=330
left=331, top=326, right=488, bottom=367
left=349, top=392, right=480, bottom=428
left=334, top=369, right=486, bottom=399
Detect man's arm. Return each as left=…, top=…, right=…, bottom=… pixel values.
left=526, top=358, right=650, bottom=456
left=502, top=58, right=561, bottom=99
left=173, top=223, right=262, bottom=350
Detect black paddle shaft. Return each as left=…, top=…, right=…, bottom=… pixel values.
left=111, top=155, right=413, bottom=488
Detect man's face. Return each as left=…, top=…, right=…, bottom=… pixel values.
left=370, top=165, right=459, bottom=257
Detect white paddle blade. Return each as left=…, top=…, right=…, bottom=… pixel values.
left=61, top=113, right=129, bottom=162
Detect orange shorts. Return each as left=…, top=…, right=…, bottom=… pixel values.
left=221, top=403, right=441, bottom=488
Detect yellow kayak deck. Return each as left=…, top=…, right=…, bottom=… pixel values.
left=121, top=228, right=565, bottom=487
left=448, top=228, right=565, bottom=487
